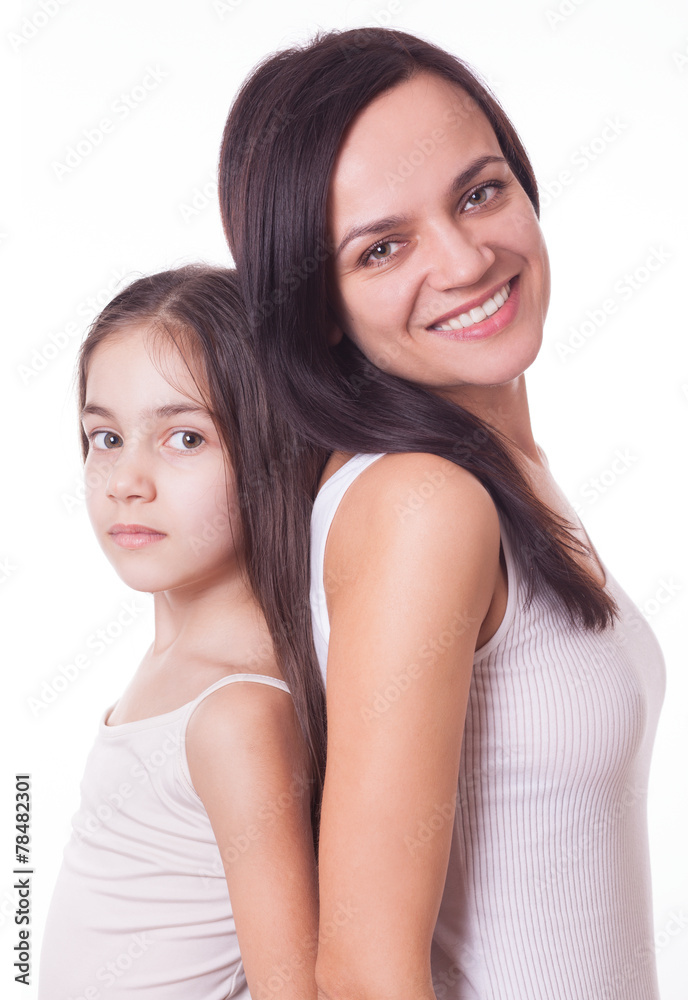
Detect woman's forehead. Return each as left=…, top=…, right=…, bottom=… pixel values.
left=328, top=74, right=501, bottom=232
left=334, top=73, right=494, bottom=165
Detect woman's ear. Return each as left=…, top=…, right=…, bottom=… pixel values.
left=326, top=324, right=344, bottom=346
left=325, top=298, right=345, bottom=346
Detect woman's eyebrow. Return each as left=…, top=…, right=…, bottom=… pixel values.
left=446, top=154, right=508, bottom=198
left=335, top=215, right=410, bottom=260
left=335, top=154, right=508, bottom=259
left=80, top=403, right=209, bottom=420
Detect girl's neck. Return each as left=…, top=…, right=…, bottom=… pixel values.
left=150, top=567, right=273, bottom=675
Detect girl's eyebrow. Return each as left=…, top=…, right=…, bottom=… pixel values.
left=334, top=154, right=508, bottom=259
left=81, top=403, right=210, bottom=420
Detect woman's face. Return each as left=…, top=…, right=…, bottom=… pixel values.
left=327, top=73, right=550, bottom=400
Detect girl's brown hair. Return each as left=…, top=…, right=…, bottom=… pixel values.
left=219, top=26, right=619, bottom=631
left=77, top=264, right=326, bottom=841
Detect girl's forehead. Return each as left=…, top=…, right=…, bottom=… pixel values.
left=85, top=324, right=207, bottom=409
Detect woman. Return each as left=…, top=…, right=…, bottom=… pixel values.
left=219, top=27, right=665, bottom=1000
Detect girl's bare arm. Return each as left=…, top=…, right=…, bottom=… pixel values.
left=187, top=680, right=319, bottom=999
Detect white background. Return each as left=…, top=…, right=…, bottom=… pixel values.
left=3, top=0, right=687, bottom=996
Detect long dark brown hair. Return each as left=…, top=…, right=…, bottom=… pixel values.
left=219, top=26, right=619, bottom=631
left=76, top=264, right=326, bottom=839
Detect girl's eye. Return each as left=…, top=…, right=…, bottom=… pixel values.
left=167, top=430, right=204, bottom=451
left=462, top=180, right=505, bottom=212
left=361, top=240, right=405, bottom=268
left=91, top=431, right=123, bottom=450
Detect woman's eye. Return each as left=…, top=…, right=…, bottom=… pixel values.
left=91, top=431, right=123, bottom=450
left=362, top=240, right=404, bottom=268
left=167, top=430, right=204, bottom=451
left=463, top=182, right=502, bottom=212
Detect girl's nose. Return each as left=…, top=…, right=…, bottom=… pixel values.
left=106, top=446, right=156, bottom=503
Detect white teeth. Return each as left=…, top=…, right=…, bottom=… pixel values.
left=431, top=281, right=512, bottom=332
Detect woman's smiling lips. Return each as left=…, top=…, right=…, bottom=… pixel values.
left=108, top=524, right=167, bottom=549
left=426, top=275, right=520, bottom=342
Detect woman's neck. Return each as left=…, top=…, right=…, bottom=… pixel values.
left=441, top=373, right=542, bottom=467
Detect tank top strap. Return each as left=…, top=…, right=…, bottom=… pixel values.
left=177, top=673, right=291, bottom=798
left=181, top=672, right=291, bottom=742
left=311, top=452, right=387, bottom=567
left=310, top=452, right=521, bottom=676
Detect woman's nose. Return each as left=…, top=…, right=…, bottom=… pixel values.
left=422, top=220, right=496, bottom=292
left=105, top=445, right=156, bottom=503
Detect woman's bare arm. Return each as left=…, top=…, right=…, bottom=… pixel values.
left=315, top=453, right=500, bottom=1000
left=187, top=680, right=319, bottom=999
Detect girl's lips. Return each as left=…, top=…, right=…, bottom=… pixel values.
left=108, top=525, right=166, bottom=550
left=427, top=274, right=520, bottom=343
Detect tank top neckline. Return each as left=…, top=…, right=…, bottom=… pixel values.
left=100, top=672, right=290, bottom=737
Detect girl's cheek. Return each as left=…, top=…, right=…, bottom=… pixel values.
left=83, top=455, right=112, bottom=508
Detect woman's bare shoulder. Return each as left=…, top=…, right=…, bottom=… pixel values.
left=334, top=451, right=497, bottom=532
left=325, top=451, right=501, bottom=602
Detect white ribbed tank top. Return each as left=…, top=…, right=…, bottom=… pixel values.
left=310, top=452, right=665, bottom=1000
left=38, top=673, right=291, bottom=1000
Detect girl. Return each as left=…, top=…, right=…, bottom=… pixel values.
left=219, top=28, right=667, bottom=1000
left=38, top=265, right=324, bottom=999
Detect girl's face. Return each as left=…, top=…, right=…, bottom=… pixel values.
left=82, top=325, right=239, bottom=596
left=327, top=73, right=550, bottom=400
